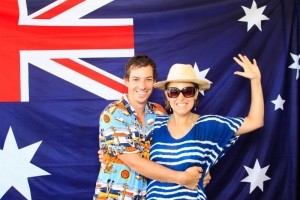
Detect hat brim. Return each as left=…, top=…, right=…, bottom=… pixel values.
left=154, top=79, right=211, bottom=91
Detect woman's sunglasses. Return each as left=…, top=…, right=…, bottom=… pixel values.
left=167, top=87, right=197, bottom=98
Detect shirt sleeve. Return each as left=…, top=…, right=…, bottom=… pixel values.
left=200, top=115, right=244, bottom=147
left=205, top=115, right=244, bottom=164
left=99, top=105, right=142, bottom=156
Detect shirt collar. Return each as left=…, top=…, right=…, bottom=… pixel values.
left=122, top=94, right=154, bottom=116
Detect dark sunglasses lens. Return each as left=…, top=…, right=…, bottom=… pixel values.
left=168, top=88, right=180, bottom=98
left=182, top=87, right=195, bottom=97
left=167, top=87, right=196, bottom=98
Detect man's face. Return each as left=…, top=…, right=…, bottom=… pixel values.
left=125, top=65, right=155, bottom=107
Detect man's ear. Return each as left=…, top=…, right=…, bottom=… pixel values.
left=124, top=77, right=129, bottom=86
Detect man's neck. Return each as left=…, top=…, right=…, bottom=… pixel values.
left=126, top=96, right=147, bottom=117
left=132, top=102, right=146, bottom=117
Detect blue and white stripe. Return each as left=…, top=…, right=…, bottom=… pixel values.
left=147, top=114, right=244, bottom=200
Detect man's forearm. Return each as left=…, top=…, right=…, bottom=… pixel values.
left=118, top=153, right=201, bottom=186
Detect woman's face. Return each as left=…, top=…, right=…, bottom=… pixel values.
left=165, top=82, right=198, bottom=115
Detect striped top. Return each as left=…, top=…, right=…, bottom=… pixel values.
left=147, top=114, right=243, bottom=200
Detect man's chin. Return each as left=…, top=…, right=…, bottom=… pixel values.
left=137, top=94, right=150, bottom=103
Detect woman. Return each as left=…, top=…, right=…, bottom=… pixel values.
left=146, top=54, right=264, bottom=200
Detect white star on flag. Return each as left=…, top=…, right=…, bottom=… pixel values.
left=193, top=62, right=212, bottom=96
left=271, top=94, right=286, bottom=110
left=288, top=53, right=300, bottom=80
left=241, top=159, right=271, bottom=193
left=0, top=127, right=50, bottom=200
left=238, top=0, right=269, bottom=31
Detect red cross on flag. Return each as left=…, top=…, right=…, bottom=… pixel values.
left=0, top=0, right=133, bottom=102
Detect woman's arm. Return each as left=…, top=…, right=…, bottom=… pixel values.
left=233, top=54, right=264, bottom=135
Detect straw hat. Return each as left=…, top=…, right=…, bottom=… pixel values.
left=154, top=64, right=211, bottom=90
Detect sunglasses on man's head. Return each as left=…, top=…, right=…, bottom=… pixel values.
left=166, top=87, right=197, bottom=98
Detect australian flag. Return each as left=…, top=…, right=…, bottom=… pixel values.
left=0, top=0, right=298, bottom=199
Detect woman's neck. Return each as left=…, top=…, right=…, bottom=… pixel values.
left=170, top=112, right=195, bottom=127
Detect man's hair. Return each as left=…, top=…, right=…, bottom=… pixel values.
left=124, top=54, right=157, bottom=80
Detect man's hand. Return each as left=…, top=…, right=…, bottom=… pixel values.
left=180, top=166, right=202, bottom=190
left=180, top=167, right=211, bottom=190
left=98, top=149, right=103, bottom=163
left=203, top=171, right=211, bottom=187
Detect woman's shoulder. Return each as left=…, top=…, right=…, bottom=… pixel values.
left=155, top=115, right=170, bottom=121
left=198, top=114, right=244, bottom=129
left=199, top=114, right=239, bottom=120
left=198, top=114, right=221, bottom=120
left=197, top=114, right=230, bottom=125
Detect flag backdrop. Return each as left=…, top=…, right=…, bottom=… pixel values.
left=0, top=0, right=298, bottom=199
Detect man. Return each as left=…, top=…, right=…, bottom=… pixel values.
left=93, top=55, right=208, bottom=200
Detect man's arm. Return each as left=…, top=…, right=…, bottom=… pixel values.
left=118, top=153, right=201, bottom=189
left=233, top=54, right=264, bottom=135
left=98, top=149, right=211, bottom=188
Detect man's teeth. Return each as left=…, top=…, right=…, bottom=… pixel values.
left=138, top=91, right=146, bottom=95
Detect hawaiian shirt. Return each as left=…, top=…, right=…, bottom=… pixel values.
left=93, top=95, right=166, bottom=200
